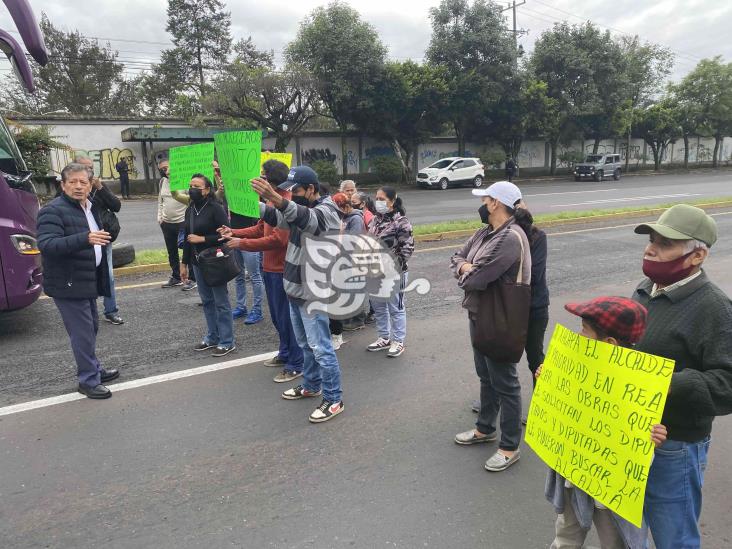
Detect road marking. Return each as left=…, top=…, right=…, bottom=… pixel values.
left=39, top=280, right=166, bottom=300
left=552, top=193, right=700, bottom=208
left=524, top=188, right=618, bottom=198
left=0, top=351, right=278, bottom=418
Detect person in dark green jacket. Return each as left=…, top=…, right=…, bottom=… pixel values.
left=632, top=204, right=732, bottom=549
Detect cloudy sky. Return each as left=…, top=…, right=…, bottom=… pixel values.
left=0, top=0, right=729, bottom=82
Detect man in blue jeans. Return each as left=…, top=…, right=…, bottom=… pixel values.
left=253, top=166, right=344, bottom=423
left=632, top=204, right=732, bottom=549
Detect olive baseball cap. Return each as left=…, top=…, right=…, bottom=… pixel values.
left=634, top=204, right=717, bottom=247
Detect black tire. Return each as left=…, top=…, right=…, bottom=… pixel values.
left=112, top=242, right=135, bottom=268
left=574, top=176, right=581, bottom=182
left=472, top=175, right=484, bottom=188
left=613, top=169, right=621, bottom=181
left=439, top=178, right=449, bottom=190
left=594, top=170, right=604, bottom=182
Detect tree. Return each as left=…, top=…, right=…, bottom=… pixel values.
left=8, top=122, right=66, bottom=181
left=674, top=57, right=732, bottom=168
left=286, top=1, right=387, bottom=176
left=426, top=0, right=515, bottom=156
left=530, top=22, right=601, bottom=173
left=619, top=37, right=674, bottom=171
left=205, top=63, right=319, bottom=152
left=668, top=85, right=703, bottom=169
left=359, top=61, right=449, bottom=182
left=0, top=14, right=141, bottom=115
left=634, top=101, right=680, bottom=170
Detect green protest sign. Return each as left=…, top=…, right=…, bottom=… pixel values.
left=168, top=143, right=215, bottom=191
left=214, top=131, right=262, bottom=217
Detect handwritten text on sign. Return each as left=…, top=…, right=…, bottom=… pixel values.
left=168, top=143, right=215, bottom=192
left=214, top=131, right=262, bottom=218
left=525, top=324, right=673, bottom=527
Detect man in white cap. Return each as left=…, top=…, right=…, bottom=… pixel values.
left=450, top=181, right=532, bottom=472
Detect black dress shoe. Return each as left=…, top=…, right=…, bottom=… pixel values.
left=78, top=384, right=112, bottom=399
left=100, top=369, right=120, bottom=383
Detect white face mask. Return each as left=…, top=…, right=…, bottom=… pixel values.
left=375, top=200, right=389, bottom=214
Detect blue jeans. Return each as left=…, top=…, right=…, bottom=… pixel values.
left=644, top=437, right=711, bottom=549
left=103, top=246, right=118, bottom=315
left=234, top=250, right=263, bottom=314
left=289, top=300, right=342, bottom=403
left=372, top=271, right=408, bottom=343
left=192, top=265, right=234, bottom=348
left=264, top=272, right=303, bottom=373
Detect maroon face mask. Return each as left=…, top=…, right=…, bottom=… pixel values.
left=642, top=252, right=695, bottom=286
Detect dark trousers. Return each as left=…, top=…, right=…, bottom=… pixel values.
left=54, top=297, right=104, bottom=388
left=120, top=175, right=130, bottom=198
left=526, top=306, right=549, bottom=385
left=160, top=221, right=182, bottom=281
left=506, top=172, right=514, bottom=182
left=471, top=323, right=522, bottom=451
left=263, top=272, right=303, bottom=373
left=330, top=319, right=343, bottom=336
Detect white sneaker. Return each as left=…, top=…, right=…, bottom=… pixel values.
left=367, top=337, right=391, bottom=352
left=387, top=341, right=405, bottom=358
left=332, top=334, right=343, bottom=350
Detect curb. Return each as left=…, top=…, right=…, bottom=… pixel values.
left=115, top=199, right=732, bottom=277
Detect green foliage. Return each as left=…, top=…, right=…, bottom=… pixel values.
left=634, top=102, right=681, bottom=170
left=479, top=149, right=506, bottom=169
left=0, top=15, right=140, bottom=115
left=10, top=123, right=66, bottom=179
left=370, top=156, right=403, bottom=183
left=310, top=159, right=338, bottom=184
left=557, top=150, right=585, bottom=168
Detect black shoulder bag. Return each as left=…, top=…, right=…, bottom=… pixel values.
left=190, top=205, right=241, bottom=287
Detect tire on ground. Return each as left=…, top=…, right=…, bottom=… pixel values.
left=112, top=242, right=135, bottom=268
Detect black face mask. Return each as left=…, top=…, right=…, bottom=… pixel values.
left=291, top=195, right=311, bottom=208
left=189, top=188, right=206, bottom=205
left=479, top=204, right=490, bottom=224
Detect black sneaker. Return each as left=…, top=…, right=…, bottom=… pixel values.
left=162, top=277, right=183, bottom=288
left=194, top=341, right=217, bottom=352
left=104, top=313, right=124, bottom=325
left=181, top=280, right=197, bottom=292
left=365, top=313, right=376, bottom=324
left=212, top=345, right=236, bottom=357
left=309, top=399, right=345, bottom=423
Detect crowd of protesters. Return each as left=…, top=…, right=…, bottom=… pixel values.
left=36, top=152, right=732, bottom=548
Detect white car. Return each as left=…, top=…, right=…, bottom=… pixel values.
left=416, top=157, right=485, bottom=190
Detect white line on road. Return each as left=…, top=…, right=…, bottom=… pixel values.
left=524, top=188, right=618, bottom=198
left=552, top=193, right=701, bottom=208
left=0, top=351, right=277, bottom=418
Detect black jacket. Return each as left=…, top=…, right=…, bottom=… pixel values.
left=181, top=198, right=229, bottom=266
left=530, top=230, right=549, bottom=310
left=90, top=183, right=121, bottom=241
left=634, top=272, right=732, bottom=442
left=37, top=193, right=110, bottom=299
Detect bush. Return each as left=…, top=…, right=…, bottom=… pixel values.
left=558, top=150, right=585, bottom=168
left=309, top=159, right=338, bottom=184
left=10, top=123, right=66, bottom=181
left=370, top=155, right=403, bottom=183
left=480, top=150, right=506, bottom=170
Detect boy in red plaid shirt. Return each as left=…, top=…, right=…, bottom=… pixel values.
left=538, top=297, right=667, bottom=549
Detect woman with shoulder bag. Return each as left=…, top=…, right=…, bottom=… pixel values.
left=450, top=181, right=532, bottom=473
left=181, top=174, right=237, bottom=357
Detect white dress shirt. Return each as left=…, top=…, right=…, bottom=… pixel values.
left=82, top=199, right=102, bottom=267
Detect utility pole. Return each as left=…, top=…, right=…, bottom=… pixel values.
left=501, top=1, right=527, bottom=59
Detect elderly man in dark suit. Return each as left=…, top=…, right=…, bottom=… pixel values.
left=37, top=163, right=120, bottom=399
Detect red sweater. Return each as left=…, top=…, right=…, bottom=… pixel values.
left=231, top=194, right=290, bottom=273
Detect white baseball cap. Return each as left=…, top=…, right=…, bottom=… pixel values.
left=472, top=181, right=522, bottom=208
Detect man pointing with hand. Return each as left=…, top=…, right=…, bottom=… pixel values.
left=37, top=163, right=120, bottom=399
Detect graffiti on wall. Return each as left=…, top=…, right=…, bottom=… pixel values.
left=517, top=149, right=540, bottom=168
left=58, top=147, right=138, bottom=179
left=346, top=150, right=359, bottom=170
left=302, top=148, right=337, bottom=164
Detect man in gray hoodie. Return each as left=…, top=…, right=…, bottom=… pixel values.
left=252, top=166, right=345, bottom=424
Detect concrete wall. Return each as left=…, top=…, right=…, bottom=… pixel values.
left=25, top=119, right=732, bottom=182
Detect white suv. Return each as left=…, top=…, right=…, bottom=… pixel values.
left=417, top=157, right=485, bottom=190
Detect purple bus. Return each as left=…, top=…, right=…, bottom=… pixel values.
left=0, top=0, right=48, bottom=311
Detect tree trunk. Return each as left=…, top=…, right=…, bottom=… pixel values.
left=713, top=135, right=722, bottom=168
left=625, top=127, right=632, bottom=172
left=649, top=142, right=661, bottom=171
left=550, top=139, right=558, bottom=175
left=391, top=140, right=410, bottom=183
left=683, top=135, right=689, bottom=169
left=274, top=133, right=290, bottom=153
left=593, top=137, right=601, bottom=154
left=341, top=132, right=348, bottom=178
left=455, top=123, right=466, bottom=156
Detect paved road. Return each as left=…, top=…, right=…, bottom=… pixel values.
left=116, top=170, right=732, bottom=251
left=2, top=212, right=732, bottom=547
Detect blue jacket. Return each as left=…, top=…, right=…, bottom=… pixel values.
left=37, top=193, right=110, bottom=299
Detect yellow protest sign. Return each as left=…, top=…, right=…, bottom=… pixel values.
left=260, top=152, right=292, bottom=169
left=525, top=323, right=674, bottom=527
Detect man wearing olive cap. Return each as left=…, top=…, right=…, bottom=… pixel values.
left=632, top=204, right=732, bottom=549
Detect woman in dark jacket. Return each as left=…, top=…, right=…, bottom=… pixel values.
left=181, top=174, right=235, bottom=357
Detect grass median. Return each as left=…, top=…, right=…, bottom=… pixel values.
left=124, top=196, right=732, bottom=267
